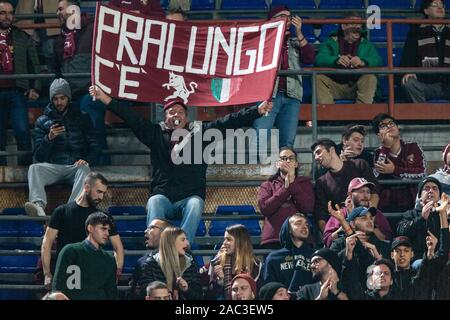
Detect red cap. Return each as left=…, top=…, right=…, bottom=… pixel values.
left=231, top=273, right=257, bottom=297
left=348, top=177, right=375, bottom=193
left=163, top=99, right=187, bottom=111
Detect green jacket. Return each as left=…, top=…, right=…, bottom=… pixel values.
left=11, top=26, right=41, bottom=92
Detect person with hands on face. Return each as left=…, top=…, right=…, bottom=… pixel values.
left=372, top=113, right=426, bottom=212
left=89, top=85, right=271, bottom=244
left=24, top=79, right=99, bottom=217
left=315, top=13, right=382, bottom=104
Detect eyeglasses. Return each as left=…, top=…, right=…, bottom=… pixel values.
left=274, top=13, right=292, bottom=20
left=279, top=156, right=297, bottom=162
left=378, top=120, right=396, bottom=130
left=429, top=3, right=445, bottom=8
left=148, top=225, right=164, bottom=232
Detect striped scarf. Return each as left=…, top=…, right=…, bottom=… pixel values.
left=223, top=255, right=234, bottom=300
left=417, top=24, right=450, bottom=67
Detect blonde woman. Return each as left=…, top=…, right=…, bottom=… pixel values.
left=208, top=224, right=263, bottom=300
left=138, top=227, right=202, bottom=300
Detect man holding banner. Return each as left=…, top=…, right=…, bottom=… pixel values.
left=90, top=85, right=272, bottom=244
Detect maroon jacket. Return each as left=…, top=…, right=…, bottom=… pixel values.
left=258, top=175, right=314, bottom=245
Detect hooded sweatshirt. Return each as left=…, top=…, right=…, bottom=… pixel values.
left=263, top=218, right=314, bottom=292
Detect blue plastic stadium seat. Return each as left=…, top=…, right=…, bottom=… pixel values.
left=320, top=0, right=364, bottom=8
left=209, top=205, right=261, bottom=236
left=318, top=22, right=338, bottom=43
left=302, top=76, right=312, bottom=103
left=368, top=0, right=413, bottom=8
left=0, top=256, right=39, bottom=273
left=0, top=208, right=44, bottom=237
left=171, top=220, right=207, bottom=237
left=369, top=17, right=409, bottom=42
left=115, top=219, right=147, bottom=237
left=123, top=254, right=141, bottom=274
left=191, top=0, right=215, bottom=10
left=300, top=19, right=316, bottom=43
left=271, top=0, right=316, bottom=9
left=221, top=0, right=268, bottom=10
left=378, top=47, right=403, bottom=67
left=160, top=0, right=169, bottom=9
left=108, top=206, right=146, bottom=216
left=190, top=243, right=204, bottom=268
left=0, top=290, right=33, bottom=300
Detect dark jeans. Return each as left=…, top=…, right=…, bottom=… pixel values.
left=0, top=89, right=32, bottom=165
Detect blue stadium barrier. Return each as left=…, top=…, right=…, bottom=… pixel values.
left=368, top=0, right=413, bottom=8
left=209, top=205, right=261, bottom=236
left=221, top=0, right=269, bottom=10
left=271, top=0, right=316, bottom=9
left=319, top=0, right=365, bottom=8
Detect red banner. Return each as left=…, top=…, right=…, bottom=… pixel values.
left=92, top=3, right=286, bottom=106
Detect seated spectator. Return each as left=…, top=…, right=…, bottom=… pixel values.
left=41, top=291, right=69, bottom=300
left=259, top=282, right=290, bottom=300
left=208, top=224, right=263, bottom=300
left=329, top=205, right=391, bottom=284
left=109, top=0, right=165, bottom=17
left=311, top=138, right=379, bottom=232
left=263, top=214, right=313, bottom=293
left=400, top=0, right=450, bottom=102
left=231, top=273, right=257, bottom=301
left=0, top=0, right=40, bottom=166
left=323, top=177, right=392, bottom=248
left=258, top=147, right=314, bottom=249
left=315, top=13, right=381, bottom=104
left=397, top=177, right=446, bottom=263
left=372, top=113, right=426, bottom=212
left=296, top=248, right=348, bottom=300
left=54, top=0, right=108, bottom=165
left=252, top=5, right=315, bottom=152
left=145, top=281, right=171, bottom=300
left=24, top=78, right=99, bottom=217
left=52, top=212, right=118, bottom=300
left=133, top=227, right=202, bottom=300
left=129, top=218, right=172, bottom=300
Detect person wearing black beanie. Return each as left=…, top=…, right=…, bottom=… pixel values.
left=259, top=282, right=290, bottom=300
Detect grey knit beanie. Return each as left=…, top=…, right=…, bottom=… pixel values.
left=49, top=78, right=71, bottom=101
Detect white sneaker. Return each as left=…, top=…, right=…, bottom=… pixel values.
left=24, top=202, right=46, bottom=217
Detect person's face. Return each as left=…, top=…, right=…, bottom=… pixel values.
left=424, top=0, right=445, bottom=19
left=85, top=180, right=107, bottom=207
left=175, top=233, right=189, bottom=256
left=272, top=287, right=290, bottom=300
left=350, top=186, right=372, bottom=207
left=310, top=256, right=329, bottom=281
left=420, top=182, right=440, bottom=205
left=165, top=104, right=188, bottom=129
left=0, top=3, right=14, bottom=30
left=343, top=132, right=364, bottom=156
left=313, top=145, right=333, bottom=169
left=289, top=216, right=309, bottom=241
left=341, top=17, right=362, bottom=43
left=146, top=288, right=171, bottom=300
left=352, top=212, right=374, bottom=234
left=371, top=264, right=393, bottom=291
left=231, top=278, right=254, bottom=300
left=378, top=119, right=399, bottom=138
left=391, top=245, right=414, bottom=270
left=52, top=94, right=70, bottom=113
left=222, top=231, right=236, bottom=255
left=276, top=149, right=298, bottom=174
left=89, top=223, right=110, bottom=246
left=445, top=150, right=450, bottom=166
left=272, top=10, right=292, bottom=35
left=144, top=220, right=165, bottom=249
left=56, top=1, right=70, bottom=25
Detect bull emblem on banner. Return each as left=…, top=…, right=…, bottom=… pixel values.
left=162, top=72, right=198, bottom=104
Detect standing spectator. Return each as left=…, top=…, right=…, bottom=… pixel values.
left=129, top=218, right=172, bottom=300
left=397, top=177, right=446, bottom=262
left=145, top=281, right=171, bottom=300
left=296, top=248, right=348, bottom=300
left=231, top=273, right=257, bottom=301
left=132, top=227, right=202, bottom=300
left=252, top=5, right=315, bottom=152
left=323, top=177, right=392, bottom=248
left=40, top=172, right=123, bottom=291
left=24, top=78, right=99, bottom=217
left=208, top=224, right=263, bottom=300
left=52, top=212, right=118, bottom=300
left=429, top=142, right=450, bottom=195
left=54, top=0, right=108, bottom=164
left=259, top=282, right=290, bottom=300
left=89, top=86, right=271, bottom=244
left=315, top=13, right=381, bottom=104
left=263, top=214, right=313, bottom=292
left=400, top=0, right=450, bottom=102
left=0, top=0, right=40, bottom=166
left=311, top=138, right=379, bottom=232
left=258, top=147, right=314, bottom=249
left=372, top=113, right=426, bottom=212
